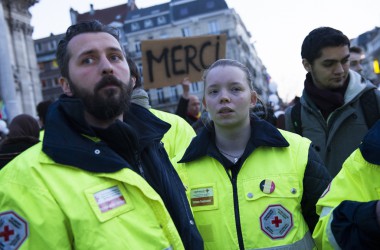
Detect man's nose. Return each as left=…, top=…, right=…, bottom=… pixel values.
left=100, top=57, right=114, bottom=75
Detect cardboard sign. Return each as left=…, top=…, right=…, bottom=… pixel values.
left=141, top=34, right=226, bottom=89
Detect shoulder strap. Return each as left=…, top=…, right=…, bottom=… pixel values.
left=290, top=102, right=303, bottom=135
left=360, top=89, right=380, bottom=129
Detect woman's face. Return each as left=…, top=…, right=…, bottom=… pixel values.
left=203, top=65, right=257, bottom=128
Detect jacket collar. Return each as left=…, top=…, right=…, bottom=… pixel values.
left=359, top=120, right=380, bottom=165
left=179, top=116, right=289, bottom=163
left=42, top=95, right=170, bottom=172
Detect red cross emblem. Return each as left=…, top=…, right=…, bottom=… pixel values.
left=0, top=211, right=28, bottom=248
left=271, top=216, right=283, bottom=227
left=260, top=204, right=293, bottom=239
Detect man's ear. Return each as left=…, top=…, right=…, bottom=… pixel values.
left=59, top=77, right=73, bottom=96
left=302, top=59, right=312, bottom=72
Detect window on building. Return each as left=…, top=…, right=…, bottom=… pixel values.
left=135, top=41, right=141, bottom=52
left=206, top=1, right=215, bottom=9
left=131, top=22, right=140, bottom=31
left=170, top=86, right=179, bottom=101
left=48, top=40, right=57, bottom=51
left=35, top=43, right=42, bottom=53
left=157, top=16, right=167, bottom=25
left=182, top=27, right=191, bottom=37
left=208, top=20, right=219, bottom=34
left=38, top=63, right=44, bottom=71
left=138, top=63, right=143, bottom=78
left=180, top=7, right=189, bottom=16
left=144, top=19, right=153, bottom=28
left=191, top=82, right=200, bottom=92
left=157, top=88, right=165, bottom=104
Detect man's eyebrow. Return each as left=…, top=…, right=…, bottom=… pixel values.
left=78, top=49, right=96, bottom=57
left=323, top=55, right=350, bottom=63
left=78, top=47, right=123, bottom=57
left=107, top=47, right=123, bottom=53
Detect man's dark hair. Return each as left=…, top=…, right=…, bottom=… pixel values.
left=350, top=46, right=363, bottom=54
left=56, top=20, right=121, bottom=78
left=301, top=27, right=350, bottom=64
left=127, top=57, right=142, bottom=89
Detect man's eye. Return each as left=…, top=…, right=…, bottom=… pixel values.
left=82, top=58, right=94, bottom=64
left=110, top=55, right=122, bottom=61
left=208, top=90, right=218, bottom=95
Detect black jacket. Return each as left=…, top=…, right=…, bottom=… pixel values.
left=43, top=96, right=203, bottom=249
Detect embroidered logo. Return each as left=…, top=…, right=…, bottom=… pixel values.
left=94, top=186, right=126, bottom=213
left=190, top=187, right=214, bottom=207
left=260, top=204, right=293, bottom=239
left=0, top=211, right=28, bottom=249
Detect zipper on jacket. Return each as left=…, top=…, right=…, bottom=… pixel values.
left=133, top=150, right=145, bottom=179
left=231, top=166, right=244, bottom=250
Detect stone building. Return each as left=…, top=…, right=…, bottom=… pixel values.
left=0, top=0, right=42, bottom=121
left=35, top=0, right=271, bottom=112
left=351, top=27, right=380, bottom=85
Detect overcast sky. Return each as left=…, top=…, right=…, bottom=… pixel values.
left=30, top=0, right=380, bottom=102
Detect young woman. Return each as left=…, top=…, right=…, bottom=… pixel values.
left=172, top=59, right=331, bottom=249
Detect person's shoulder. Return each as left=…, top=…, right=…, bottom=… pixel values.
left=278, top=128, right=311, bottom=145
left=151, top=109, right=192, bottom=128
left=0, top=142, right=44, bottom=177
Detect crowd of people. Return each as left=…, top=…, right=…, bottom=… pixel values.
left=0, top=20, right=379, bottom=249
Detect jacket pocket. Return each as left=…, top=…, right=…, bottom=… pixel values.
left=187, top=183, right=218, bottom=212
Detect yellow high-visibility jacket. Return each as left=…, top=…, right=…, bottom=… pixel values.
left=313, top=148, right=380, bottom=249
left=0, top=143, right=183, bottom=250
left=173, top=120, right=330, bottom=249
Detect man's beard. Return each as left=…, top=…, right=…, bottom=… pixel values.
left=69, top=75, right=133, bottom=120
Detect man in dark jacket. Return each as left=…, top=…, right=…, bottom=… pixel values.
left=0, top=20, right=202, bottom=249
left=285, top=27, right=380, bottom=178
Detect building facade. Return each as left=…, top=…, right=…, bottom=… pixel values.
left=122, top=0, right=270, bottom=112
left=35, top=0, right=271, bottom=113
left=0, top=0, right=42, bottom=121
left=351, top=27, right=380, bottom=85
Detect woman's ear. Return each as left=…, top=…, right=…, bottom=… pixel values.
left=59, top=77, right=73, bottom=96
left=250, top=91, right=257, bottom=108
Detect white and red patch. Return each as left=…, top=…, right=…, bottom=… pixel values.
left=94, top=186, right=126, bottom=213
left=0, top=211, right=28, bottom=249
left=260, top=204, right=293, bottom=239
